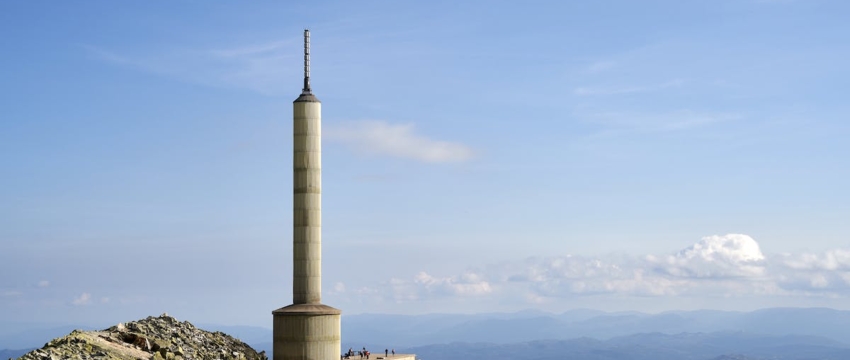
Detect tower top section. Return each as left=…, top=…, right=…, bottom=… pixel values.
left=295, top=29, right=320, bottom=103
left=302, top=29, right=311, bottom=94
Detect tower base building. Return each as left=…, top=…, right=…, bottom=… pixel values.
left=272, top=304, right=341, bottom=360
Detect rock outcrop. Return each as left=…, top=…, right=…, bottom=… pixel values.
left=15, top=314, right=267, bottom=360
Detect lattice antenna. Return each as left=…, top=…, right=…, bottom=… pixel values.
left=302, top=29, right=311, bottom=94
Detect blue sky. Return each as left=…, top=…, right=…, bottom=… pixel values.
left=1, top=0, right=849, bottom=329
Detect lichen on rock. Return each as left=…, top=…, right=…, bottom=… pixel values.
left=15, top=314, right=267, bottom=360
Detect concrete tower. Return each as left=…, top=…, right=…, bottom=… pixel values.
left=273, top=29, right=341, bottom=360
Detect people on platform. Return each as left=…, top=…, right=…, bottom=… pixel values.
left=347, top=346, right=401, bottom=359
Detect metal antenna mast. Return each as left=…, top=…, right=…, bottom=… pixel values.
left=302, top=29, right=311, bottom=94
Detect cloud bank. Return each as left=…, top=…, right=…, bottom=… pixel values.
left=364, top=234, right=850, bottom=304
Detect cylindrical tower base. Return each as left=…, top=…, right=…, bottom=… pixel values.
left=273, top=304, right=341, bottom=360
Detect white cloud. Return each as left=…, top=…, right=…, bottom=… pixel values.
left=770, top=250, right=850, bottom=293
left=415, top=271, right=493, bottom=296
left=37, top=280, right=50, bottom=288
left=329, top=282, right=347, bottom=295
left=2, top=290, right=23, bottom=297
left=356, top=234, right=850, bottom=305
left=326, top=121, right=474, bottom=163
left=386, top=271, right=493, bottom=301
left=780, top=249, right=850, bottom=271
left=677, top=234, right=766, bottom=262
left=72, top=292, right=92, bottom=306
left=499, top=255, right=685, bottom=297
left=653, top=234, right=766, bottom=278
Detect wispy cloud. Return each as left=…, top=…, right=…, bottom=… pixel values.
left=585, top=60, right=617, bottom=73
left=2, top=290, right=23, bottom=297
left=81, top=44, right=133, bottom=65
left=210, top=41, right=290, bottom=58
left=578, top=110, right=741, bottom=132
left=37, top=280, right=50, bottom=288
left=72, top=292, right=91, bottom=306
left=573, top=86, right=646, bottom=96
left=82, top=38, right=299, bottom=96
left=573, top=79, right=685, bottom=96
left=326, top=120, right=474, bottom=163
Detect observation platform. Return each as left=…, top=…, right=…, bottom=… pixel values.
left=343, top=354, right=415, bottom=360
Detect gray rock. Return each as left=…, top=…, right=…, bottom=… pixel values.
left=16, top=314, right=268, bottom=360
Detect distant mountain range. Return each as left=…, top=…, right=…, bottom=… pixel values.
left=4, top=307, right=850, bottom=360
left=0, top=325, right=95, bottom=350
left=0, top=348, right=31, bottom=360
left=408, top=332, right=850, bottom=360
left=340, top=307, right=850, bottom=347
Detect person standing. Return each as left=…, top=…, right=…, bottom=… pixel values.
left=385, top=349, right=388, bottom=357
left=392, top=349, right=395, bottom=356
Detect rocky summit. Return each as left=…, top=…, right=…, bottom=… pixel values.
left=15, top=314, right=267, bottom=360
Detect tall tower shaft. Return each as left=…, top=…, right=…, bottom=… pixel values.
left=293, top=28, right=321, bottom=305
left=273, top=29, right=341, bottom=360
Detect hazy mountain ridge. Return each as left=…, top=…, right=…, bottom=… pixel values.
left=0, top=325, right=96, bottom=352
left=342, top=307, right=850, bottom=346
left=409, top=332, right=850, bottom=360
left=0, top=348, right=32, bottom=360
